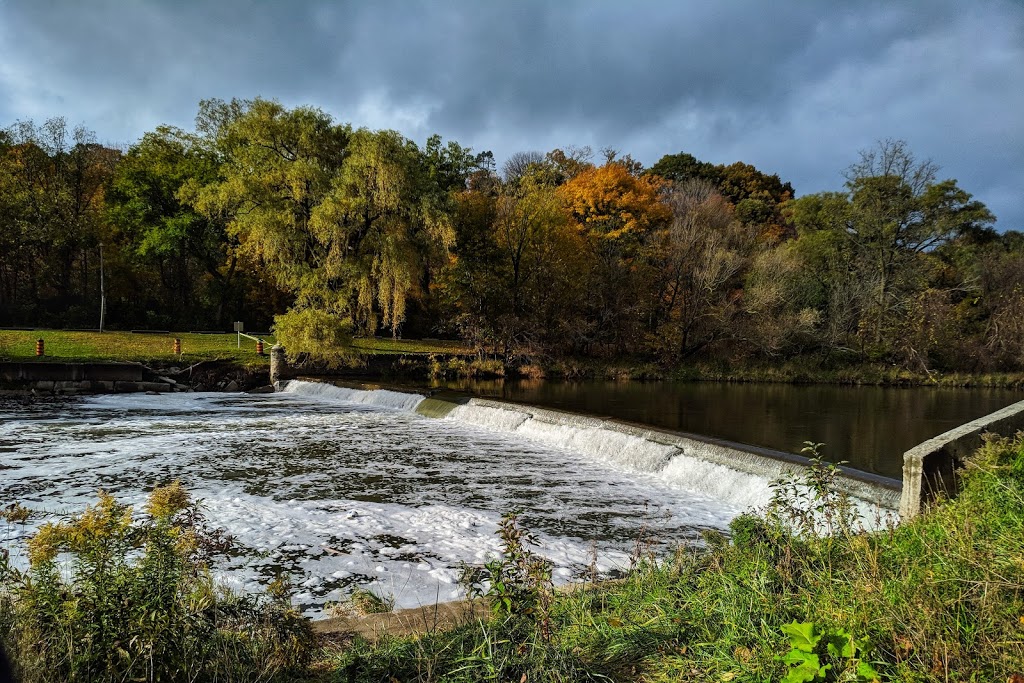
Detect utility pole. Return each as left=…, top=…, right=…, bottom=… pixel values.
left=99, top=242, right=106, bottom=332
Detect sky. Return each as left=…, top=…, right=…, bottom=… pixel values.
left=1, top=0, right=1022, bottom=229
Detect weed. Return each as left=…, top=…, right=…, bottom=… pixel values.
left=460, top=511, right=554, bottom=639
left=0, top=484, right=313, bottom=683
left=334, top=587, right=396, bottom=616
left=778, top=621, right=880, bottom=683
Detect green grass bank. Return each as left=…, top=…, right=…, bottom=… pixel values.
left=4, top=329, right=1024, bottom=387
left=0, top=329, right=470, bottom=367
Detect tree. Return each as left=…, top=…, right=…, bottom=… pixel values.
left=310, top=128, right=456, bottom=336
left=502, top=151, right=545, bottom=184
left=557, top=162, right=670, bottom=353
left=789, top=139, right=994, bottom=356
left=650, top=179, right=751, bottom=358
left=0, top=118, right=118, bottom=326
left=187, top=98, right=352, bottom=349
left=648, top=152, right=795, bottom=241
left=106, top=126, right=236, bottom=326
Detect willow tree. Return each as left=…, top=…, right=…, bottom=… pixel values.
left=310, top=128, right=455, bottom=337
left=191, top=101, right=460, bottom=352
left=189, top=98, right=352, bottom=355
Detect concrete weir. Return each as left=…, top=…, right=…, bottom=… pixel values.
left=899, top=398, right=1024, bottom=519
left=277, top=379, right=903, bottom=513
left=419, top=393, right=903, bottom=512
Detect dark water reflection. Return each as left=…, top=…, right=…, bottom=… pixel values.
left=428, top=380, right=1023, bottom=479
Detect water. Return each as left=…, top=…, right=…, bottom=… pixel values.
left=432, top=379, right=1024, bottom=478
left=1, top=385, right=765, bottom=616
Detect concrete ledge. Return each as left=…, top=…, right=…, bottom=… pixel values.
left=899, top=399, right=1024, bottom=518
left=0, top=362, right=181, bottom=394
left=0, top=362, right=145, bottom=383
left=460, top=397, right=902, bottom=511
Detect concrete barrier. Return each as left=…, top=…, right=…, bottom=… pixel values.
left=0, top=362, right=178, bottom=394
left=899, top=398, right=1024, bottom=519
left=0, top=361, right=146, bottom=383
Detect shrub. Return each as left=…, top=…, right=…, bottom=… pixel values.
left=272, top=307, right=354, bottom=365
left=0, top=484, right=313, bottom=683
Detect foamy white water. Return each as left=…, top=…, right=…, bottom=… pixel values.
left=0, top=384, right=757, bottom=616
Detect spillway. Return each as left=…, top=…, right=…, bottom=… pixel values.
left=1, top=380, right=898, bottom=616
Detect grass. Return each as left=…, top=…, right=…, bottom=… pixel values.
left=323, top=437, right=1024, bottom=682
left=0, top=329, right=274, bottom=366
left=0, top=329, right=472, bottom=367
left=5, top=436, right=1024, bottom=680
left=350, top=337, right=473, bottom=356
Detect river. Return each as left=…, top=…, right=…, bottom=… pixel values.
left=430, top=379, right=1023, bottom=479
left=2, top=379, right=1016, bottom=615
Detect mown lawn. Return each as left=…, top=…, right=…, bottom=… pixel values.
left=0, top=329, right=471, bottom=365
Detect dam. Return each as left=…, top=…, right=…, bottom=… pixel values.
left=1, top=380, right=908, bottom=616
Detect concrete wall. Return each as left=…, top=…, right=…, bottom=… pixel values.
left=0, top=362, right=177, bottom=394
left=1, top=362, right=145, bottom=382
left=900, top=399, right=1024, bottom=518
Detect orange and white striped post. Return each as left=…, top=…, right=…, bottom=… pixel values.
left=256, top=339, right=264, bottom=355
left=35, top=338, right=44, bottom=356
left=173, top=338, right=181, bottom=355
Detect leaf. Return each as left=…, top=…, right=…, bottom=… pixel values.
left=781, top=621, right=821, bottom=652
left=721, top=673, right=736, bottom=681
left=781, top=651, right=824, bottom=683
left=607, top=617, right=623, bottom=628
left=825, top=629, right=855, bottom=659
left=857, top=660, right=881, bottom=682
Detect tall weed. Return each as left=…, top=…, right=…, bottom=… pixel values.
left=0, top=484, right=313, bottom=683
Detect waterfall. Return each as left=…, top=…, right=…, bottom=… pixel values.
left=282, top=380, right=426, bottom=412
left=279, top=382, right=900, bottom=514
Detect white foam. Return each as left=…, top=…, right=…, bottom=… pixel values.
left=447, top=403, right=530, bottom=432
left=282, top=380, right=425, bottom=411
left=444, top=400, right=777, bottom=510
left=1, top=391, right=734, bottom=617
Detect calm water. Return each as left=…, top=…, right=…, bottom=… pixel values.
left=429, top=380, right=1023, bottom=479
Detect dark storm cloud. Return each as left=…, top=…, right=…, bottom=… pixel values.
left=1, top=0, right=1022, bottom=227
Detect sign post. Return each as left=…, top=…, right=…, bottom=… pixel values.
left=233, top=321, right=244, bottom=348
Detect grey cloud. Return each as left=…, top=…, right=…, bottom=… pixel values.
left=0, top=0, right=1021, bottom=227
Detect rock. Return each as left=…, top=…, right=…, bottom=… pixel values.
left=246, top=384, right=276, bottom=394
left=224, top=380, right=240, bottom=392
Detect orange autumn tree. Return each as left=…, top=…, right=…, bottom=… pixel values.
left=557, top=162, right=670, bottom=242
left=556, top=161, right=671, bottom=354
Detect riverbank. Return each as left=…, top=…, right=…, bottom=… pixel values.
left=5, top=329, right=1024, bottom=388
left=4, top=436, right=1023, bottom=681
left=328, top=435, right=1024, bottom=681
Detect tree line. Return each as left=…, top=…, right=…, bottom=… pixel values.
left=1, top=98, right=1021, bottom=373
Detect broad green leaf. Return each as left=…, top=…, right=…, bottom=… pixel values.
left=781, top=652, right=822, bottom=683
left=781, top=621, right=821, bottom=652
left=826, top=629, right=855, bottom=659
left=857, top=660, right=881, bottom=682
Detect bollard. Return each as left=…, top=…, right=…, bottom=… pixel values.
left=35, top=338, right=44, bottom=356
left=269, top=344, right=286, bottom=386
left=256, top=339, right=264, bottom=356
left=173, top=338, right=181, bottom=355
